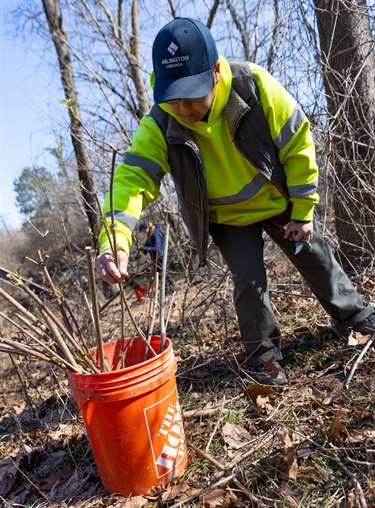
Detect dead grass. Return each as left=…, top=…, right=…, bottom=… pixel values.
left=0, top=253, right=374, bottom=508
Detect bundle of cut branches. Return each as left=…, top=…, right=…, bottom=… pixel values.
left=0, top=237, right=172, bottom=374
left=0, top=250, right=102, bottom=374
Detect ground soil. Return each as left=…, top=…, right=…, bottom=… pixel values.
left=1, top=254, right=374, bottom=508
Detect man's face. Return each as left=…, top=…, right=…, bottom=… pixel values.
left=166, top=86, right=216, bottom=124
left=166, top=63, right=220, bottom=125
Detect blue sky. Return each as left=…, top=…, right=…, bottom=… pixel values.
left=0, top=3, right=63, bottom=231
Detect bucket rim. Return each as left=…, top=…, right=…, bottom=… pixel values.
left=67, top=336, right=172, bottom=380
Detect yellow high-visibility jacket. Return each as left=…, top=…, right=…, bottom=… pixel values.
left=99, top=57, right=319, bottom=262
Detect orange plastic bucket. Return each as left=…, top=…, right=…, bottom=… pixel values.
left=67, top=336, right=187, bottom=496
left=134, top=283, right=148, bottom=302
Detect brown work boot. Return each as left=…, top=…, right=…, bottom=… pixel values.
left=353, top=315, right=375, bottom=335
left=245, top=357, right=287, bottom=386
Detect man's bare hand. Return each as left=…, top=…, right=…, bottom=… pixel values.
left=96, top=250, right=128, bottom=284
left=283, top=220, right=313, bottom=243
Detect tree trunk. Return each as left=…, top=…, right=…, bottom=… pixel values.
left=128, top=0, right=149, bottom=119
left=314, top=0, right=375, bottom=267
left=41, top=0, right=99, bottom=241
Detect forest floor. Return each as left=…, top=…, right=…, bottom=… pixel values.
left=1, top=250, right=374, bottom=508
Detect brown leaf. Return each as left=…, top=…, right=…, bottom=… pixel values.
left=35, top=462, right=72, bottom=491
left=244, top=384, right=277, bottom=406
left=348, top=331, right=370, bottom=346
left=262, top=357, right=281, bottom=379
left=199, top=489, right=226, bottom=507
left=298, top=459, right=330, bottom=484
left=329, top=408, right=349, bottom=443
left=179, top=486, right=203, bottom=501
left=310, top=461, right=331, bottom=483
left=199, top=487, right=238, bottom=507
left=347, top=331, right=358, bottom=345
left=146, top=482, right=167, bottom=497
left=0, top=458, right=18, bottom=497
left=347, top=491, right=357, bottom=508
left=322, top=393, right=342, bottom=405
left=278, top=428, right=298, bottom=480
left=8, top=484, right=31, bottom=505
left=298, top=465, right=324, bottom=483
left=160, top=479, right=190, bottom=503
left=222, top=422, right=251, bottom=449
left=121, top=496, right=148, bottom=508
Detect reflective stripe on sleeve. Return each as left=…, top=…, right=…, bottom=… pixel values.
left=273, top=104, right=306, bottom=150
left=288, top=179, right=318, bottom=198
left=123, top=152, right=164, bottom=185
left=104, top=211, right=139, bottom=232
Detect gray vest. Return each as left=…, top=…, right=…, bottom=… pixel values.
left=148, top=60, right=288, bottom=264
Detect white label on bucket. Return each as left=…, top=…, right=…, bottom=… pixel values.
left=144, top=387, right=186, bottom=479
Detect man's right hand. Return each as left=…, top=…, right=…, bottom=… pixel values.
left=96, top=250, right=129, bottom=284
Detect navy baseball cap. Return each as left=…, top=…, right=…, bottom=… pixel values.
left=152, top=18, right=218, bottom=104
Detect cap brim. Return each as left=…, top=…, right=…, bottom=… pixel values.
left=154, top=66, right=214, bottom=104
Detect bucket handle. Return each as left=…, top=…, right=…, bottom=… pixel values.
left=76, top=396, right=91, bottom=415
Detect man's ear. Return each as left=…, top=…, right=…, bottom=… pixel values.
left=214, top=62, right=221, bottom=84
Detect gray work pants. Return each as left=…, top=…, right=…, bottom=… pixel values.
left=209, top=209, right=373, bottom=366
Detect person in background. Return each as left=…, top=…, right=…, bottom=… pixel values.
left=139, top=220, right=177, bottom=294
left=96, top=17, right=374, bottom=385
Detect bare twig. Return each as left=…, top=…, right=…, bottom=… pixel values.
left=345, top=334, right=374, bottom=389
left=206, top=396, right=226, bottom=452
left=187, top=441, right=271, bottom=507
left=187, top=440, right=225, bottom=470
left=37, top=251, right=74, bottom=336
left=117, top=289, right=155, bottom=355
left=147, top=272, right=159, bottom=343
left=10, top=457, right=51, bottom=504
left=91, top=175, right=155, bottom=361
left=8, top=278, right=85, bottom=363
left=8, top=354, right=37, bottom=418
left=0, top=336, right=66, bottom=367
left=85, top=246, right=107, bottom=373
left=168, top=447, right=283, bottom=508
left=0, top=274, right=99, bottom=373
left=159, top=223, right=170, bottom=353
left=109, top=148, right=119, bottom=265
left=0, top=312, right=78, bottom=370
left=0, top=288, right=46, bottom=330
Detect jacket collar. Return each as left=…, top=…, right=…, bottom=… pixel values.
left=151, top=57, right=251, bottom=142
left=152, top=57, right=232, bottom=127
